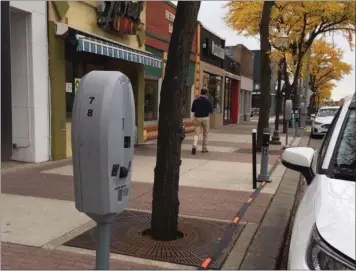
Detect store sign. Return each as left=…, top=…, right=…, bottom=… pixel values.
left=165, top=10, right=175, bottom=22
left=165, top=10, right=175, bottom=34
left=211, top=41, right=225, bottom=59
left=97, top=1, right=144, bottom=35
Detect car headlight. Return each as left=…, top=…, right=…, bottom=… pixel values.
left=314, top=121, right=322, bottom=125
left=306, top=224, right=356, bottom=270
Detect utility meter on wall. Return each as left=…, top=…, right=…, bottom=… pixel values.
left=71, top=71, right=135, bottom=217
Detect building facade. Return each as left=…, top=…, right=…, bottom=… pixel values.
left=48, top=1, right=162, bottom=159
left=223, top=55, right=241, bottom=125
left=144, top=1, right=198, bottom=141
left=199, top=24, right=226, bottom=129
left=1, top=1, right=50, bottom=163
left=226, top=45, right=254, bottom=121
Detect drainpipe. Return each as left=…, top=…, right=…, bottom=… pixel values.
left=46, top=2, right=52, bottom=161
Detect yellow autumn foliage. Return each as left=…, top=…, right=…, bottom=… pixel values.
left=308, top=39, right=352, bottom=101
left=225, top=1, right=355, bottom=52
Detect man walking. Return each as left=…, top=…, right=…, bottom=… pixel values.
left=191, top=89, right=213, bottom=155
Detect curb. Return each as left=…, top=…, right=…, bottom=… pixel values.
left=233, top=130, right=310, bottom=270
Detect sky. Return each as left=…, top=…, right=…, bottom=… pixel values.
left=179, top=1, right=356, bottom=101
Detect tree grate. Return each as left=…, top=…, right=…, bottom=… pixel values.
left=64, top=210, right=245, bottom=269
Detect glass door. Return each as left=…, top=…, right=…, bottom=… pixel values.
left=224, top=77, right=233, bottom=124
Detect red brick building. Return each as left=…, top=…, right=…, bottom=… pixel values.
left=143, top=1, right=199, bottom=141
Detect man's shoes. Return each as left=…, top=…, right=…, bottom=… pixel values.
left=202, top=149, right=209, bottom=153
left=192, top=147, right=197, bottom=155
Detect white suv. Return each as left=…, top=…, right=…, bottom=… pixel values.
left=311, top=106, right=339, bottom=138
left=282, top=94, right=355, bottom=270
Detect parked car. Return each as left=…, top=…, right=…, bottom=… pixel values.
left=311, top=106, right=340, bottom=138
left=282, top=94, right=355, bottom=270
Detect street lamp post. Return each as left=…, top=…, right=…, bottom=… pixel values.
left=270, top=36, right=288, bottom=145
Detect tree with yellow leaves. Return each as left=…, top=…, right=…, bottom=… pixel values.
left=225, top=1, right=355, bottom=103
left=307, top=40, right=352, bottom=111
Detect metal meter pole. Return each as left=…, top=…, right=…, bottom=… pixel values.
left=94, top=215, right=114, bottom=270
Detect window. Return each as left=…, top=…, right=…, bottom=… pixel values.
left=203, top=72, right=222, bottom=113
left=252, top=93, right=260, bottom=109
left=144, top=79, right=158, bottom=121
left=240, top=90, right=245, bottom=116
left=317, top=108, right=339, bottom=117
left=317, top=106, right=342, bottom=172
left=182, top=85, right=192, bottom=118
left=329, top=109, right=356, bottom=181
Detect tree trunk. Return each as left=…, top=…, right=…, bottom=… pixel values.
left=256, top=1, right=274, bottom=148
left=150, top=1, right=201, bottom=241
left=282, top=57, right=290, bottom=133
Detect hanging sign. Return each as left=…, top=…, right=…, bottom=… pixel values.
left=74, top=78, right=81, bottom=93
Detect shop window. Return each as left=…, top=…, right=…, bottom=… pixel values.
left=144, top=79, right=159, bottom=121
left=182, top=85, right=192, bottom=118
left=203, top=72, right=222, bottom=113
left=240, top=90, right=245, bottom=115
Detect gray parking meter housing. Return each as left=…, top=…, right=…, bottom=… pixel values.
left=285, top=99, right=293, bottom=117
left=71, top=71, right=135, bottom=216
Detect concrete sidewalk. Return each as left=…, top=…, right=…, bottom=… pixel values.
left=1, top=123, right=301, bottom=270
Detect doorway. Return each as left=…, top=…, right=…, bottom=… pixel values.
left=1, top=1, right=12, bottom=161
left=224, top=77, right=233, bottom=124
left=1, top=6, right=32, bottom=162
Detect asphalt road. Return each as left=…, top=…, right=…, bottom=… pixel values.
left=279, top=133, right=323, bottom=269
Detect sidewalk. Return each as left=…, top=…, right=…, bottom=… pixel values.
left=1, top=122, right=302, bottom=270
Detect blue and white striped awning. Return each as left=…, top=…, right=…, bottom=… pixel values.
left=76, top=34, right=162, bottom=69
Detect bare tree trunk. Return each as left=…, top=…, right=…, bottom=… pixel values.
left=151, top=1, right=201, bottom=241
left=257, top=1, right=274, bottom=148
left=282, top=57, right=290, bottom=133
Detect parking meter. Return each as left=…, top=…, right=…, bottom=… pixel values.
left=258, top=128, right=271, bottom=182
left=71, top=71, right=135, bottom=270
left=285, top=99, right=293, bottom=118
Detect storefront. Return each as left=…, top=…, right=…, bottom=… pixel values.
left=223, top=56, right=241, bottom=124
left=226, top=45, right=254, bottom=121
left=1, top=1, right=50, bottom=163
left=200, top=23, right=226, bottom=129
left=48, top=1, right=162, bottom=159
left=144, top=1, right=198, bottom=141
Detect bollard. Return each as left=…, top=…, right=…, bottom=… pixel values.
left=258, top=128, right=271, bottom=182
left=252, top=129, right=257, bottom=189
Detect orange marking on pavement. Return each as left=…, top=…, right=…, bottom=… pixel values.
left=247, top=197, right=253, bottom=203
left=201, top=258, right=212, bottom=268
left=233, top=217, right=240, bottom=223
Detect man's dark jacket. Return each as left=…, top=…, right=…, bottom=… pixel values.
left=191, top=96, right=213, bottom=118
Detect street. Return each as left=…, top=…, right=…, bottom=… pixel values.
left=1, top=0, right=354, bottom=270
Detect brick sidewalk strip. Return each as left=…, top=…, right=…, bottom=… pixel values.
left=224, top=129, right=312, bottom=270
left=1, top=123, right=298, bottom=270
left=1, top=243, right=162, bottom=270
